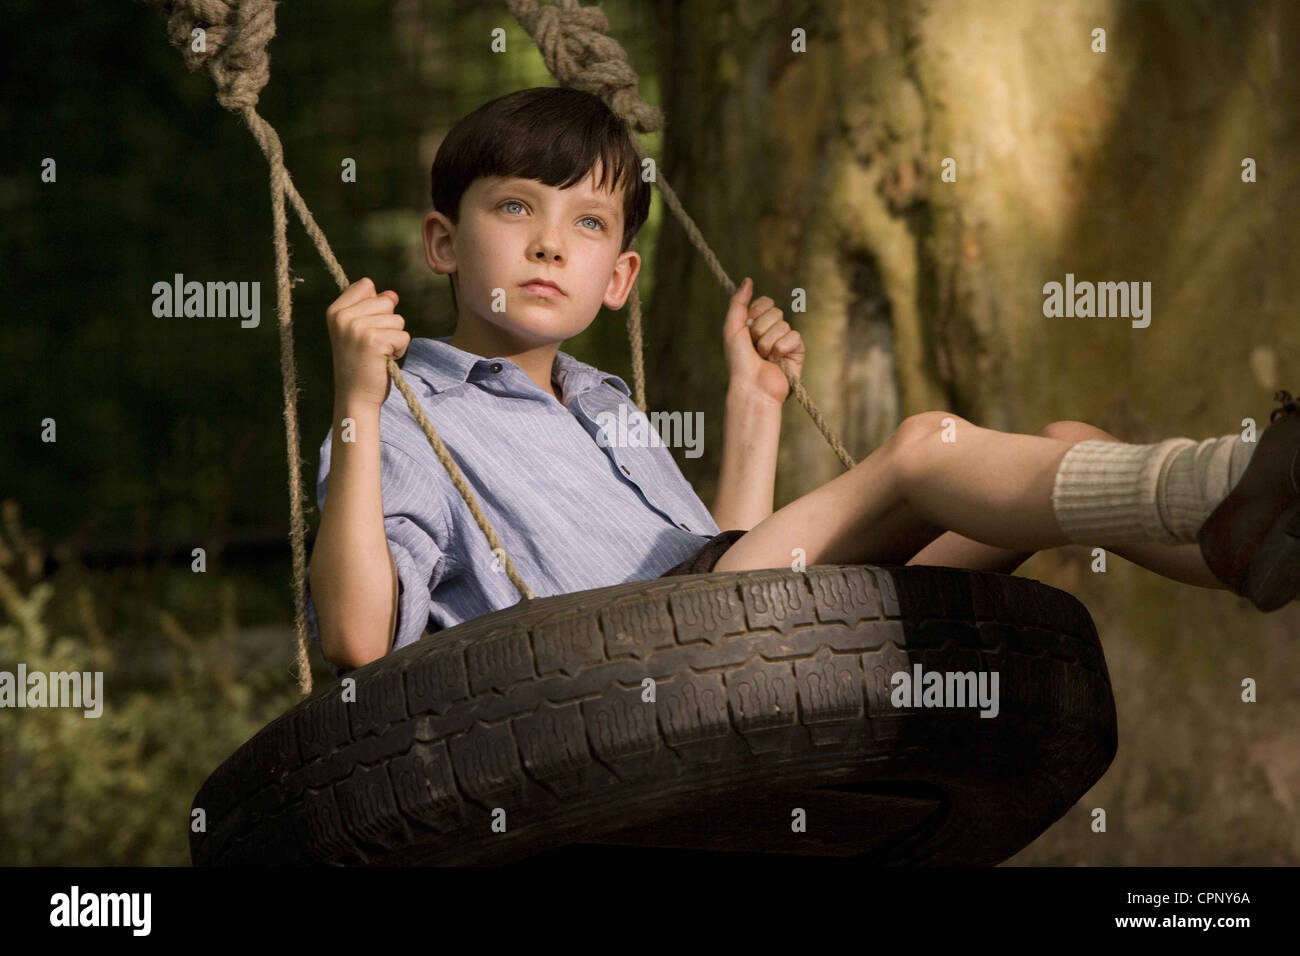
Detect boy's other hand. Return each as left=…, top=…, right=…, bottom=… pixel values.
left=722, top=276, right=805, bottom=405
left=326, top=277, right=411, bottom=407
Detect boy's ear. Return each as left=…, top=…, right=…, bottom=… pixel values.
left=604, top=250, right=641, bottom=310
left=423, top=208, right=457, bottom=278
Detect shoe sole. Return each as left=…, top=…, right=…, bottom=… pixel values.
left=1243, top=500, right=1300, bottom=612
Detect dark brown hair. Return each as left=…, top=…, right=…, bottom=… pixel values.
left=430, top=86, right=651, bottom=307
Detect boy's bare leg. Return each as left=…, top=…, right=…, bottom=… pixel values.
left=713, top=410, right=1222, bottom=590
left=904, top=420, right=1225, bottom=589
left=714, top=410, right=1054, bottom=573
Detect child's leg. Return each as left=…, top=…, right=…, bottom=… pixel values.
left=712, top=409, right=1216, bottom=581
left=714, top=410, right=1059, bottom=573
left=905, top=420, right=1225, bottom=589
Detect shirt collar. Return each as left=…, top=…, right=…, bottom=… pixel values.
left=401, top=336, right=632, bottom=403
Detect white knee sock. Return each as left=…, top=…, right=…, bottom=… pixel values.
left=1050, top=435, right=1256, bottom=546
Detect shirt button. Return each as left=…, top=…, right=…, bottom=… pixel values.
left=679, top=522, right=691, bottom=531
left=619, top=464, right=630, bottom=475
left=490, top=362, right=503, bottom=373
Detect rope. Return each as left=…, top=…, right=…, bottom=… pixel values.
left=507, top=0, right=856, bottom=470
left=147, top=0, right=857, bottom=695
left=625, top=283, right=646, bottom=413
left=505, top=0, right=665, bottom=135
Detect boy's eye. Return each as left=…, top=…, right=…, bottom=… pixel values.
left=499, top=199, right=603, bottom=232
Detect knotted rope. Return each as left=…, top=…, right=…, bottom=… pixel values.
left=147, top=0, right=856, bottom=696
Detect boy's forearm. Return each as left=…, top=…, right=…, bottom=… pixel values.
left=711, top=387, right=783, bottom=530
left=309, top=399, right=399, bottom=669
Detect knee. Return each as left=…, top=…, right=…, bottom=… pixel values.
left=1037, top=419, right=1117, bottom=443
left=894, top=410, right=969, bottom=444
left=888, top=410, right=971, bottom=481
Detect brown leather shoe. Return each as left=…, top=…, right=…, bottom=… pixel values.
left=1196, top=390, right=1300, bottom=611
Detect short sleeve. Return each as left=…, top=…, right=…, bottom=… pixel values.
left=386, top=509, right=447, bottom=653
left=304, top=432, right=450, bottom=676
left=377, top=440, right=450, bottom=653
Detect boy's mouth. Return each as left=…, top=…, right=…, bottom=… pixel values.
left=519, top=278, right=565, bottom=299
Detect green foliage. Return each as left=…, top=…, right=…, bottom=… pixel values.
left=0, top=501, right=300, bottom=865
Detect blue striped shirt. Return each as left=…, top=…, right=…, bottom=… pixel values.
left=305, top=335, right=721, bottom=673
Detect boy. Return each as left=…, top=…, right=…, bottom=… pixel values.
left=306, top=86, right=1300, bottom=675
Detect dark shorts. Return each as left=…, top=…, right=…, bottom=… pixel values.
left=659, top=529, right=748, bottom=577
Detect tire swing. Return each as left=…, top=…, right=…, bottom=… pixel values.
left=145, top=0, right=1117, bottom=866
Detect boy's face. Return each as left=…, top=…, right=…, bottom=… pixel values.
left=423, top=161, right=641, bottom=348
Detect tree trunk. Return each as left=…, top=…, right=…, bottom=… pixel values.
left=648, top=0, right=951, bottom=505
left=647, top=0, right=1300, bottom=503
